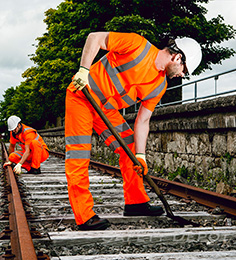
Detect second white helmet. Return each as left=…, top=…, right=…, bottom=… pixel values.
left=7, top=115, right=21, bottom=131
left=175, top=37, right=202, bottom=75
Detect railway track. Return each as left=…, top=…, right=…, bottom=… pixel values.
left=1, top=143, right=236, bottom=259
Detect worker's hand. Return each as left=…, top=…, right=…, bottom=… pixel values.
left=3, top=161, right=12, bottom=168
left=133, top=153, right=148, bottom=176
left=13, top=163, right=22, bottom=175
left=72, top=67, right=89, bottom=91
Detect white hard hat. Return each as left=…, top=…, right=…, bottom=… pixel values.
left=7, top=115, right=21, bottom=131
left=175, top=37, right=202, bottom=75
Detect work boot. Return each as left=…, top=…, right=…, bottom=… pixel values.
left=124, top=202, right=164, bottom=216
left=78, top=215, right=110, bottom=231
left=27, top=167, right=41, bottom=174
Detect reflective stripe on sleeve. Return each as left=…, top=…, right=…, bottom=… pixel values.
left=142, top=76, right=167, bottom=101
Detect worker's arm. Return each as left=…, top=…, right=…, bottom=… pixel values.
left=13, top=144, right=31, bottom=174
left=73, top=32, right=109, bottom=90
left=80, top=32, right=109, bottom=69
left=133, top=104, right=152, bottom=175
left=19, top=144, right=30, bottom=165
left=3, top=143, right=15, bottom=167
left=8, top=142, right=15, bottom=154
left=134, top=104, right=152, bottom=153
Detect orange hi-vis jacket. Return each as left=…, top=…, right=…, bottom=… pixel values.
left=10, top=124, right=48, bottom=151
left=68, top=32, right=167, bottom=112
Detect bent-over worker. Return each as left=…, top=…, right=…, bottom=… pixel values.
left=65, top=32, right=202, bottom=230
left=4, top=115, right=49, bottom=174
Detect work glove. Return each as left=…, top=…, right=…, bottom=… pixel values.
left=13, top=163, right=22, bottom=175
left=3, top=161, right=12, bottom=168
left=72, top=67, right=89, bottom=91
left=133, top=153, right=148, bottom=176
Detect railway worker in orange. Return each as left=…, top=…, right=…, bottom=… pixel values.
left=65, top=32, right=202, bottom=230
left=3, top=115, right=49, bottom=175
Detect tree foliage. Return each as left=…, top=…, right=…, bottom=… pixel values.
left=0, top=0, right=235, bottom=130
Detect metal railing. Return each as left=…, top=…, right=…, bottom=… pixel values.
left=122, top=68, right=236, bottom=115
left=158, top=68, right=236, bottom=107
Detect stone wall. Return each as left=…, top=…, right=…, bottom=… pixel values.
left=39, top=94, right=236, bottom=185
left=39, top=126, right=65, bottom=153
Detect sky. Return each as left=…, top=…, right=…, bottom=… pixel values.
left=0, top=0, right=235, bottom=101
left=183, top=0, right=236, bottom=101
left=0, top=0, right=62, bottom=100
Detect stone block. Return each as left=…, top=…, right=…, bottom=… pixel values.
left=227, top=132, right=236, bottom=155
left=212, top=135, right=227, bottom=156
left=225, top=115, right=236, bottom=128
left=166, top=133, right=186, bottom=154
left=186, top=135, right=199, bottom=154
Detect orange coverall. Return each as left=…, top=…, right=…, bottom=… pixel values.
left=65, top=32, right=168, bottom=225
left=9, top=124, right=49, bottom=171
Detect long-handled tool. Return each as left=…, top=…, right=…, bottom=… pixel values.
left=82, top=86, right=199, bottom=227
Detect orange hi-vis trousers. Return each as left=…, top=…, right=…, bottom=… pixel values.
left=65, top=89, right=150, bottom=225
left=9, top=139, right=49, bottom=171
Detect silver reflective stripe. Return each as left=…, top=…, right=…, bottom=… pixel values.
left=89, top=74, right=107, bottom=104
left=109, top=140, right=120, bottom=151
left=23, top=127, right=32, bottom=133
left=101, top=41, right=152, bottom=96
left=142, top=76, right=167, bottom=101
left=14, top=151, right=23, bottom=157
left=116, top=122, right=130, bottom=132
left=101, top=57, right=126, bottom=96
left=121, top=94, right=136, bottom=107
left=65, top=150, right=91, bottom=159
left=100, top=129, right=112, bottom=141
left=116, top=41, right=151, bottom=72
left=22, top=127, right=39, bottom=142
left=100, top=122, right=130, bottom=141
left=104, top=102, right=116, bottom=110
left=100, top=121, right=134, bottom=152
left=65, top=135, right=91, bottom=145
left=90, top=41, right=152, bottom=106
left=22, top=127, right=32, bottom=143
left=108, top=134, right=134, bottom=151
left=123, top=134, right=134, bottom=145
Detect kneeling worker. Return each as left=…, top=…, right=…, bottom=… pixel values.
left=3, top=115, right=49, bottom=174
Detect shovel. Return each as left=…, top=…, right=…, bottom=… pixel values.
left=82, top=86, right=199, bottom=227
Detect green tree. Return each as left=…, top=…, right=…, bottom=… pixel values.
left=2, top=0, right=235, bottom=129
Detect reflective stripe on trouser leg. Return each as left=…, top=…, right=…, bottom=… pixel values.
left=30, top=139, right=49, bottom=169
left=65, top=89, right=96, bottom=225
left=9, top=150, right=31, bottom=171
left=93, top=108, right=150, bottom=205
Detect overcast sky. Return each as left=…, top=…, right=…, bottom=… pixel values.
left=0, top=0, right=235, bottom=101
left=0, top=0, right=62, bottom=100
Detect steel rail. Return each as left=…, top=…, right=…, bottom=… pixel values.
left=152, top=176, right=236, bottom=217
left=1, top=142, right=38, bottom=260
left=49, top=150, right=236, bottom=217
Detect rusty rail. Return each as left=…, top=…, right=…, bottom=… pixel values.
left=49, top=150, right=236, bottom=217
left=152, top=176, right=236, bottom=216
left=1, top=142, right=38, bottom=260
